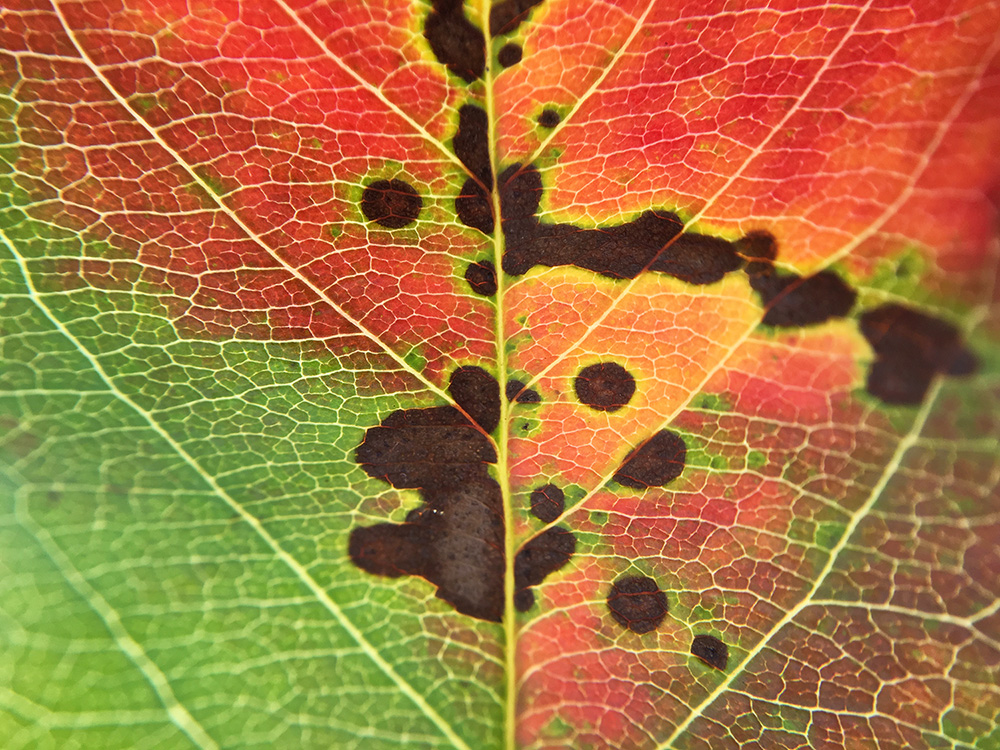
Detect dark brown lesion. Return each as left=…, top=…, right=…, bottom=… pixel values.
left=498, top=164, right=744, bottom=284
left=737, top=231, right=856, bottom=327
left=423, top=0, right=486, bottom=83
left=606, top=574, right=669, bottom=634
left=349, top=363, right=580, bottom=621
left=349, top=368, right=505, bottom=621
left=859, top=303, right=978, bottom=405
left=490, top=0, right=544, bottom=37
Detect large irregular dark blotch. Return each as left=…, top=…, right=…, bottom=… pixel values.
left=506, top=379, right=541, bottom=403
left=614, top=429, right=687, bottom=489
left=575, top=362, right=636, bottom=412
left=465, top=260, right=497, bottom=297
left=513, top=526, right=576, bottom=611
left=691, top=634, right=729, bottom=670
left=859, top=303, right=978, bottom=405
left=499, top=164, right=743, bottom=284
left=529, top=483, right=564, bottom=523
left=737, top=231, right=856, bottom=327
left=454, top=104, right=496, bottom=235
left=607, top=575, right=668, bottom=634
left=490, top=0, right=544, bottom=36
left=424, top=0, right=485, bottom=83
left=348, top=366, right=505, bottom=621
left=361, top=179, right=422, bottom=228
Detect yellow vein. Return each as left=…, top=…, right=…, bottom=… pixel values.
left=654, top=374, right=945, bottom=750
left=517, top=0, right=874, bottom=393
left=526, top=0, right=659, bottom=166
left=50, top=0, right=450, bottom=405
left=8, top=489, right=218, bottom=749
left=476, top=1, right=520, bottom=746
left=271, top=0, right=468, bottom=174
left=2, top=227, right=472, bottom=750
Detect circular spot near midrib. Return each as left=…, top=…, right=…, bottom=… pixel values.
left=574, top=362, right=636, bottom=412
left=498, top=43, right=522, bottom=68
left=361, top=179, right=422, bottom=228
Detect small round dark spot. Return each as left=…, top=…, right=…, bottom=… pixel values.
left=606, top=575, right=668, bottom=634
left=498, top=43, right=522, bottom=68
left=538, top=109, right=560, bottom=128
left=529, top=483, right=564, bottom=523
left=614, top=429, right=687, bottom=489
left=465, top=260, right=497, bottom=297
left=361, top=179, right=422, bottom=228
left=691, top=634, right=728, bottom=670
left=575, top=362, right=636, bottom=412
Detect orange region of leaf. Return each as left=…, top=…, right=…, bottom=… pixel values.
left=507, top=269, right=757, bottom=489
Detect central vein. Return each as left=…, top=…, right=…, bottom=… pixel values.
left=478, top=5, right=518, bottom=748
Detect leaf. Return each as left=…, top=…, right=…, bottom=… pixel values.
left=2, top=2, right=999, bottom=749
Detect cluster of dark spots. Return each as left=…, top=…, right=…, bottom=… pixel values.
left=614, top=429, right=686, bottom=489
left=691, top=634, right=728, bottom=670
left=738, top=231, right=856, bottom=327
left=537, top=109, right=560, bottom=128
left=607, top=575, right=668, bottom=634
left=529, top=483, right=564, bottom=523
left=859, top=303, right=978, bottom=404
left=348, top=366, right=505, bottom=621
left=465, top=260, right=497, bottom=297
left=575, top=362, right=636, bottom=412
left=490, top=0, right=544, bottom=36
left=513, top=526, right=576, bottom=611
left=498, top=163, right=743, bottom=284
left=506, top=379, right=541, bottom=403
left=360, top=179, right=422, bottom=228
left=424, top=0, right=485, bottom=83
left=497, top=43, right=522, bottom=68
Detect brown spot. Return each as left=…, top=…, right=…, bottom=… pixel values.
left=607, top=575, right=668, bottom=633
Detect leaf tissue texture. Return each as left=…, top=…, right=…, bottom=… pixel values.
left=1, top=1, right=999, bottom=749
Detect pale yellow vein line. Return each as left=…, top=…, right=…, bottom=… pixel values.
left=1, top=228, right=472, bottom=750
left=517, top=0, right=875, bottom=396
left=477, top=0, right=519, bottom=747
left=525, top=0, right=659, bottom=166
left=655, top=376, right=945, bottom=750
left=5, top=485, right=217, bottom=749
left=49, top=0, right=450, bottom=404
left=271, top=0, right=468, bottom=173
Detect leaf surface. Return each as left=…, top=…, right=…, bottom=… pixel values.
left=2, top=1, right=999, bottom=749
